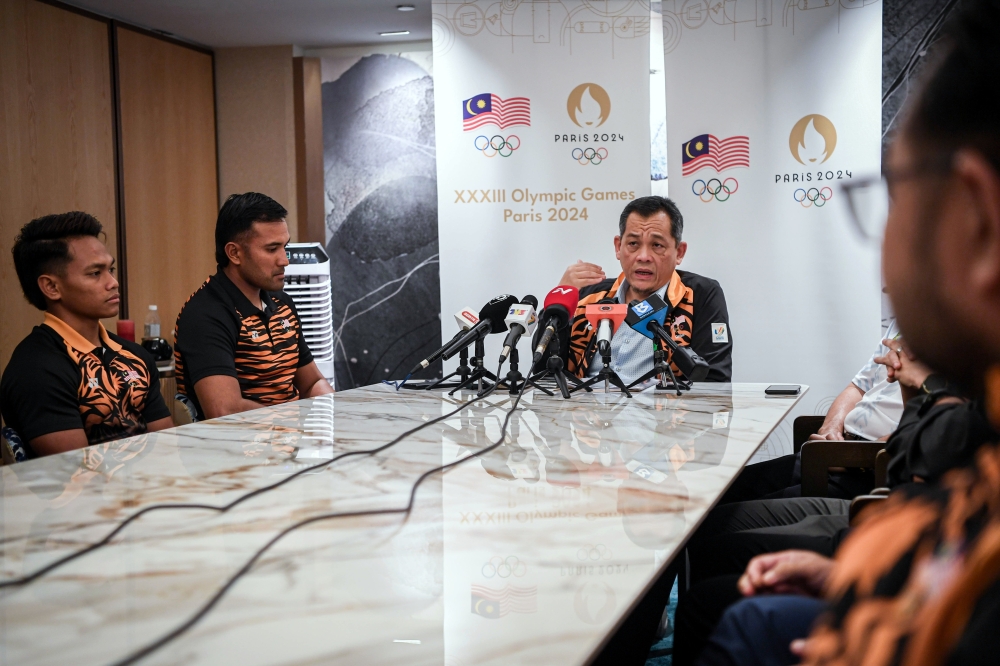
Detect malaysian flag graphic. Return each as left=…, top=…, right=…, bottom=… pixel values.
left=681, top=134, right=750, bottom=176
left=462, top=93, right=531, bottom=131
left=470, top=584, right=537, bottom=618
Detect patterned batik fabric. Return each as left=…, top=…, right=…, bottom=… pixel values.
left=803, top=443, right=1000, bottom=666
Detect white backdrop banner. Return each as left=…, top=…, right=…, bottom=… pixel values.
left=432, top=0, right=651, bottom=367
left=661, top=0, right=883, bottom=454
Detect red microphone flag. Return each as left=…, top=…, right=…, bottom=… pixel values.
left=542, top=285, right=579, bottom=315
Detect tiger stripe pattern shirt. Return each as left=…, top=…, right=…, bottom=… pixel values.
left=566, top=270, right=733, bottom=383
left=0, top=314, right=170, bottom=451
left=174, top=270, right=313, bottom=420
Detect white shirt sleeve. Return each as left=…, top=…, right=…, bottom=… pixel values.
left=851, top=318, right=898, bottom=393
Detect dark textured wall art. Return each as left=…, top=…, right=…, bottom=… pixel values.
left=321, top=53, right=442, bottom=389
left=882, top=0, right=962, bottom=150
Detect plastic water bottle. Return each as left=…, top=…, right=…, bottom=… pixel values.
left=144, top=305, right=160, bottom=340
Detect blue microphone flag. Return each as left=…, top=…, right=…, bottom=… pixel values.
left=624, top=294, right=669, bottom=340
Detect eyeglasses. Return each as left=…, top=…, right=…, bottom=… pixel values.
left=841, top=156, right=954, bottom=241
left=841, top=176, right=890, bottom=241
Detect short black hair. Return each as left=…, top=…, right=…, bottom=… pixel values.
left=905, top=0, right=1000, bottom=164
left=215, top=192, right=288, bottom=267
left=12, top=212, right=104, bottom=310
left=618, top=196, right=683, bottom=245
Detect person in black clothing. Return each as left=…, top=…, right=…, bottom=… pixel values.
left=173, top=193, right=333, bottom=420
left=684, top=342, right=977, bottom=585
left=674, top=378, right=994, bottom=664
left=0, top=212, right=173, bottom=457
left=559, top=196, right=733, bottom=385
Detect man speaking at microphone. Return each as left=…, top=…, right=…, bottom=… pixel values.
left=560, top=196, right=732, bottom=384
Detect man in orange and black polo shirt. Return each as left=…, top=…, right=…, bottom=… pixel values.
left=560, top=196, right=732, bottom=385
left=1, top=212, right=173, bottom=458
left=174, top=192, right=332, bottom=421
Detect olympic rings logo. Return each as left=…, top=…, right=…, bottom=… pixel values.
left=692, top=178, right=738, bottom=203
left=572, top=146, right=608, bottom=165
left=482, top=555, right=527, bottom=578
left=474, top=134, right=520, bottom=157
left=794, top=187, right=833, bottom=207
left=576, top=543, right=613, bottom=561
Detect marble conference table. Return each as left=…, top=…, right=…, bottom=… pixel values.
left=0, top=382, right=803, bottom=666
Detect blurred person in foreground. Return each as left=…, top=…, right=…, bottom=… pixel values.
left=692, top=2, right=1000, bottom=663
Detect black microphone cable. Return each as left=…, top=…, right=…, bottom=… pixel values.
left=0, top=387, right=498, bottom=590
left=110, top=364, right=522, bottom=666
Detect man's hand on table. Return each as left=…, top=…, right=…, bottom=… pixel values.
left=559, top=260, right=606, bottom=289
left=737, top=550, right=834, bottom=598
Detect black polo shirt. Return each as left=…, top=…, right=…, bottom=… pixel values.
left=174, top=270, right=313, bottom=420
left=0, top=314, right=170, bottom=451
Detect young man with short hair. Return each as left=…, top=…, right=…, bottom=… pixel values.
left=0, top=212, right=173, bottom=458
left=174, top=192, right=333, bottom=420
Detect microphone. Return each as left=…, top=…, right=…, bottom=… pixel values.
left=585, top=298, right=628, bottom=358
left=623, top=295, right=669, bottom=339
left=499, top=295, right=539, bottom=363
left=453, top=306, right=480, bottom=331
left=532, top=285, right=580, bottom=365
left=625, top=295, right=711, bottom=382
left=439, top=294, right=519, bottom=363
left=408, top=305, right=483, bottom=374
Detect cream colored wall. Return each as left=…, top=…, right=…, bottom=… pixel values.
left=214, top=46, right=299, bottom=240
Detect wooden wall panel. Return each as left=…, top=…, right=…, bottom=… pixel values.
left=116, top=26, right=217, bottom=344
left=0, top=0, right=117, bottom=374
left=215, top=46, right=298, bottom=237
left=294, top=56, right=325, bottom=244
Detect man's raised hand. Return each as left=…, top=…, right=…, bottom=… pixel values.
left=558, top=260, right=606, bottom=289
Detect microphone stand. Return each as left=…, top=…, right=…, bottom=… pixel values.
left=624, top=339, right=691, bottom=396
left=426, top=344, right=472, bottom=390
left=448, top=336, right=497, bottom=396
left=498, top=347, right=522, bottom=394
left=525, top=336, right=586, bottom=399
left=501, top=345, right=555, bottom=397
left=572, top=342, right=632, bottom=398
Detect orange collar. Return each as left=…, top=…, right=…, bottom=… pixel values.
left=609, top=272, right=626, bottom=296
left=43, top=313, right=122, bottom=354
left=666, top=270, right=686, bottom=307
left=613, top=270, right=685, bottom=307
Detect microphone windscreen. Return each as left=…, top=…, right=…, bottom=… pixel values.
left=541, top=285, right=580, bottom=323
left=479, top=294, right=519, bottom=333
left=520, top=294, right=539, bottom=309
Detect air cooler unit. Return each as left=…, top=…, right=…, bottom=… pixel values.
left=283, top=243, right=334, bottom=388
